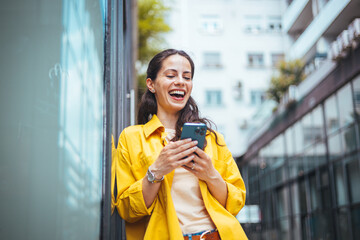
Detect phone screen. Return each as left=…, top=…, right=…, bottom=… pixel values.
left=180, top=123, right=207, bottom=149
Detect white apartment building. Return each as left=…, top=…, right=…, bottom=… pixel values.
left=163, top=0, right=285, bottom=157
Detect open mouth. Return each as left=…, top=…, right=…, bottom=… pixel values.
left=169, top=90, right=185, bottom=99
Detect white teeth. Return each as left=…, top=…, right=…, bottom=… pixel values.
left=169, top=90, right=185, bottom=96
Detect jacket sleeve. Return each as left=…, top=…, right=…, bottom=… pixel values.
left=217, top=134, right=246, bottom=216
left=115, top=129, right=156, bottom=223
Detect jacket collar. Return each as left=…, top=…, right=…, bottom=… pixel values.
left=144, top=114, right=165, bottom=138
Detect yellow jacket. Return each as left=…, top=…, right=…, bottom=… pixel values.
left=115, top=115, right=247, bottom=240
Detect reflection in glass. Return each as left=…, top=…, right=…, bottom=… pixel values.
left=294, top=121, right=304, bottom=154
left=352, top=205, right=360, bottom=240
left=0, top=0, right=105, bottom=239
left=292, top=216, right=302, bottom=240
left=338, top=208, right=351, bottom=240
left=352, top=74, right=360, bottom=118
left=324, top=95, right=339, bottom=134
left=309, top=211, right=334, bottom=240
left=299, top=180, right=307, bottom=214
left=285, top=126, right=295, bottom=156
left=337, top=84, right=354, bottom=127
left=315, top=142, right=327, bottom=167
left=302, top=113, right=313, bottom=148
left=334, top=162, right=348, bottom=206
left=309, top=175, right=319, bottom=211
left=342, top=124, right=358, bottom=153
left=312, top=105, right=325, bottom=141
left=346, top=158, right=360, bottom=203
left=291, top=183, right=301, bottom=215
left=327, top=132, right=343, bottom=161
left=276, top=187, right=289, bottom=218
left=278, top=217, right=290, bottom=240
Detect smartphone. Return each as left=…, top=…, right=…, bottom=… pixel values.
left=180, top=123, right=207, bottom=149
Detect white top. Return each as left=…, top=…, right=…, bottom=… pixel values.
left=165, top=129, right=215, bottom=234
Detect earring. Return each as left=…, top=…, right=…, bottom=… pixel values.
left=150, top=89, right=155, bottom=93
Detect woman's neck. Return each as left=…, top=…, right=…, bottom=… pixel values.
left=156, top=111, right=179, bottom=130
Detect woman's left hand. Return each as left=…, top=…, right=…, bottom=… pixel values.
left=183, top=147, right=228, bottom=207
left=183, top=147, right=220, bottom=183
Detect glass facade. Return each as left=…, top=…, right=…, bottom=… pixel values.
left=0, top=0, right=134, bottom=239
left=242, top=74, right=360, bottom=240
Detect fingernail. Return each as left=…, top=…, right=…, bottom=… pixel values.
left=193, top=140, right=198, bottom=144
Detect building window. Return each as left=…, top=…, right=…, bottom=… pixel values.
left=200, top=15, right=223, bottom=34
left=247, top=53, right=264, bottom=67
left=250, top=90, right=266, bottom=105
left=203, top=52, right=222, bottom=68
left=206, top=90, right=222, bottom=106
left=267, top=16, right=282, bottom=32
left=244, top=15, right=262, bottom=33
left=271, top=53, right=284, bottom=67
left=234, top=81, right=243, bottom=101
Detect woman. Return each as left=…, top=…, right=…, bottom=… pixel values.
left=116, top=49, right=247, bottom=240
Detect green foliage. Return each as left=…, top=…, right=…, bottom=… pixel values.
left=267, top=59, right=306, bottom=103
left=137, top=0, right=171, bottom=96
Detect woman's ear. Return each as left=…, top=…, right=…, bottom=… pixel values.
left=146, top=78, right=155, bottom=93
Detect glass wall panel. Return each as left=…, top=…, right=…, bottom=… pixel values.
left=291, top=183, right=301, bottom=215
left=334, top=162, right=348, bottom=206
left=276, top=187, right=290, bottom=218
left=338, top=207, right=351, bottom=240
left=285, top=126, right=295, bottom=156
left=312, top=105, right=325, bottom=141
left=299, top=180, right=308, bottom=214
left=294, top=121, right=305, bottom=154
left=309, top=211, right=334, bottom=240
left=315, top=141, right=327, bottom=167
left=292, top=216, right=302, bottom=240
left=352, top=74, right=360, bottom=119
left=303, top=146, right=315, bottom=172
left=277, top=217, right=290, bottom=240
left=346, top=157, right=360, bottom=203
left=342, top=124, right=358, bottom=153
left=352, top=205, right=360, bottom=240
left=302, top=113, right=313, bottom=148
left=327, top=132, right=343, bottom=161
left=0, top=1, right=105, bottom=239
left=324, top=95, right=340, bottom=134
left=337, top=83, right=354, bottom=127
left=320, top=169, right=331, bottom=209
left=309, top=175, right=320, bottom=211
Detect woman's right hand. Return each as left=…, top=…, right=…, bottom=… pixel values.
left=149, top=138, right=198, bottom=179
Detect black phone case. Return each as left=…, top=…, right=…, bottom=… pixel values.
left=180, top=123, right=207, bottom=149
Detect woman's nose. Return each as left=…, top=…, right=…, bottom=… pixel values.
left=174, top=77, right=185, bottom=85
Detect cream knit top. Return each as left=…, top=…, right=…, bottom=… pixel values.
left=165, top=129, right=215, bottom=234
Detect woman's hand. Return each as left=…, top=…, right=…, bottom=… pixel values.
left=183, top=147, right=228, bottom=207
left=150, top=138, right=198, bottom=179
left=182, top=147, right=219, bottom=182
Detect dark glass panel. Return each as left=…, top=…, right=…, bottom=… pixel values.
left=351, top=205, right=360, bottom=240
left=342, top=124, right=358, bottom=153
left=334, top=162, right=348, bottom=206
left=352, top=74, right=360, bottom=119
left=346, top=158, right=360, bottom=203
left=337, top=84, right=355, bottom=128
left=338, top=207, right=351, bottom=240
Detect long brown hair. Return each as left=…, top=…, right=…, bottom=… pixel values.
left=138, top=49, right=222, bottom=146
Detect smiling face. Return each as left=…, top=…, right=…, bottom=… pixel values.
left=147, top=54, right=193, bottom=117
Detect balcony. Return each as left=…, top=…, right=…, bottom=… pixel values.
left=288, top=0, right=354, bottom=60
left=283, top=0, right=312, bottom=35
